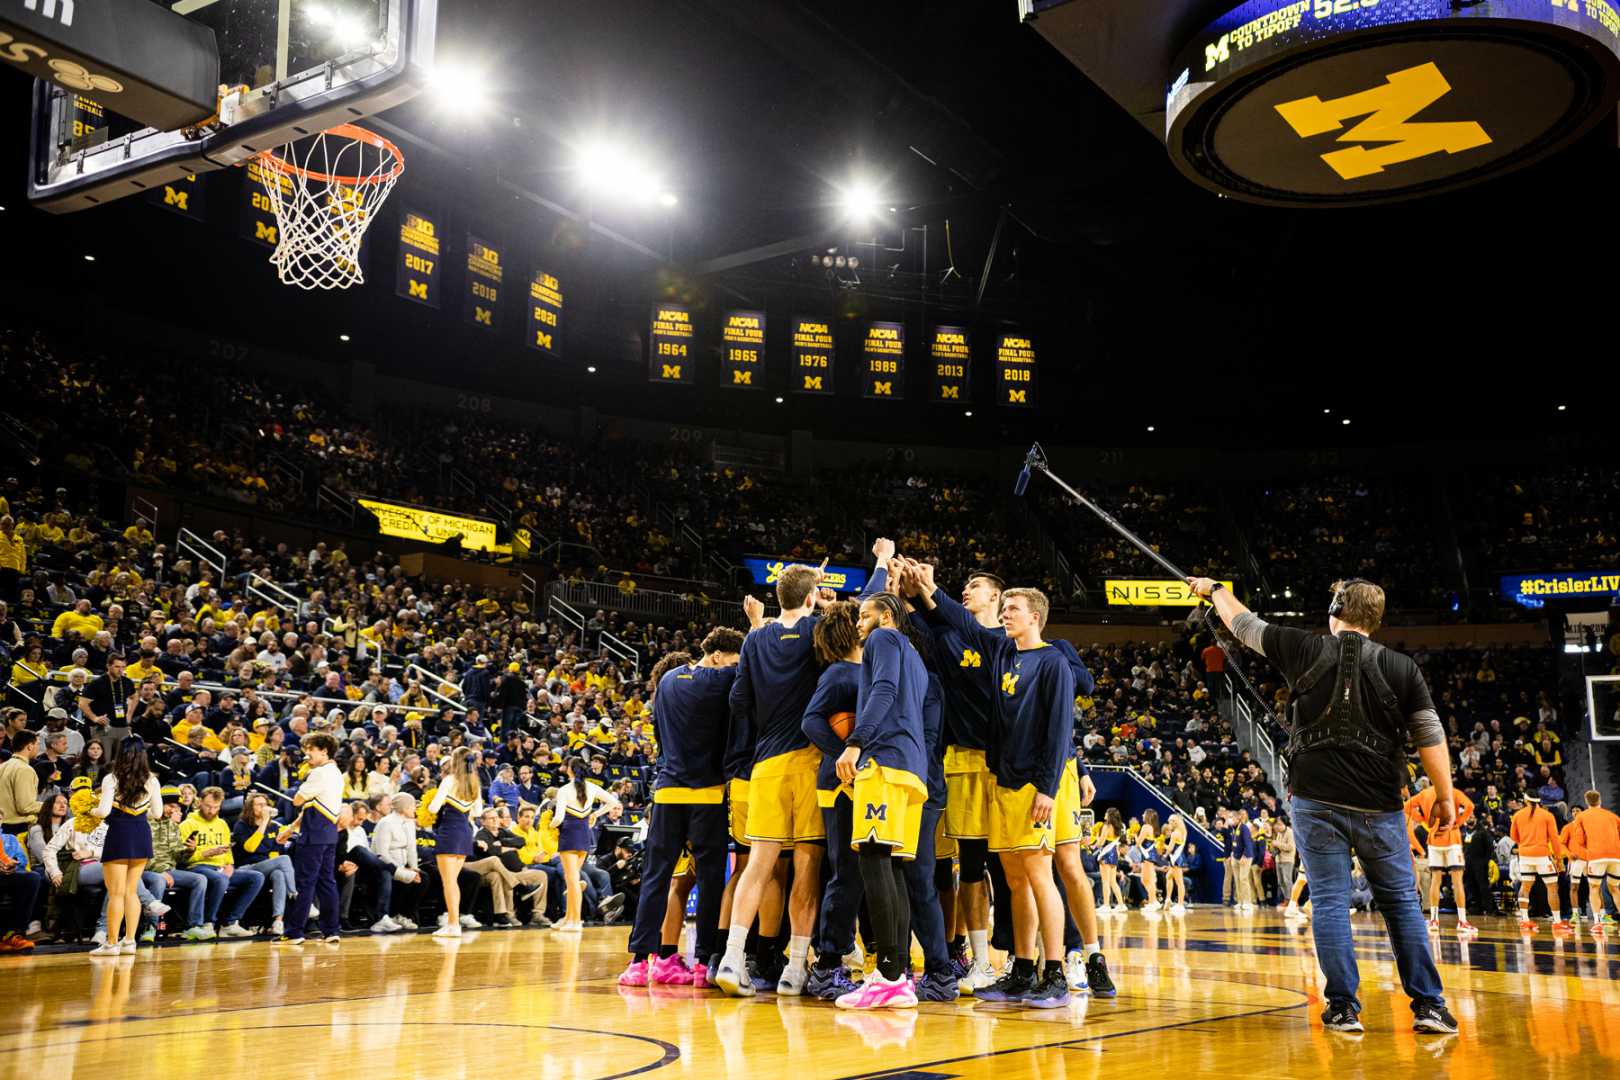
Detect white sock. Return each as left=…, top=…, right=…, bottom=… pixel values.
left=722, top=925, right=748, bottom=969
left=1084, top=940, right=1100, bottom=961
left=786, top=935, right=810, bottom=971
left=1429, top=907, right=1438, bottom=921
left=969, top=930, right=989, bottom=966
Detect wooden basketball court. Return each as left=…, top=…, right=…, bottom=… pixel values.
left=4, top=912, right=1616, bottom=1078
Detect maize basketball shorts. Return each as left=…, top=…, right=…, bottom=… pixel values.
left=745, top=747, right=824, bottom=846
left=943, top=746, right=993, bottom=840
left=1520, top=855, right=1557, bottom=878
left=673, top=846, right=694, bottom=878
left=1427, top=843, right=1464, bottom=870
left=989, top=761, right=1083, bottom=853
left=935, top=812, right=958, bottom=861
left=850, top=762, right=927, bottom=860
left=729, top=778, right=750, bottom=848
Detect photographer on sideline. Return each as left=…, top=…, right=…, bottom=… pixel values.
left=1185, top=576, right=1457, bottom=1036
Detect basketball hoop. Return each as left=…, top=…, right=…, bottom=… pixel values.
left=256, top=124, right=405, bottom=290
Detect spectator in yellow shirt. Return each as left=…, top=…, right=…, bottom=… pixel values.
left=50, top=599, right=104, bottom=640
left=0, top=516, right=25, bottom=602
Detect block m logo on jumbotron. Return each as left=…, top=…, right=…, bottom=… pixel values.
left=1274, top=62, right=1491, bottom=181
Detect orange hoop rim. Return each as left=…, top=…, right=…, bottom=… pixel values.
left=257, top=123, right=405, bottom=186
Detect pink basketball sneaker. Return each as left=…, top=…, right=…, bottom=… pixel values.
left=836, top=973, right=919, bottom=1010
left=618, top=960, right=649, bottom=987
left=690, top=962, right=711, bottom=989
left=650, top=954, right=695, bottom=985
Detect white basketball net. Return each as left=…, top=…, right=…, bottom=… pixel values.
left=257, top=126, right=403, bottom=291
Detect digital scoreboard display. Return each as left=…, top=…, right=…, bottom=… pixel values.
left=930, top=325, right=970, bottom=404
left=721, top=310, right=765, bottom=389
left=861, top=321, right=905, bottom=399
left=791, top=316, right=835, bottom=394
left=650, top=304, right=695, bottom=383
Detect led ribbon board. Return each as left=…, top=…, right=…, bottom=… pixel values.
left=1165, top=0, right=1620, bottom=205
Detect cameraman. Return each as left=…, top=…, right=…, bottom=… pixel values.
left=1187, top=576, right=1456, bottom=1036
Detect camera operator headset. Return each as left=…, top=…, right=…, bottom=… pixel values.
left=1184, top=574, right=1458, bottom=1036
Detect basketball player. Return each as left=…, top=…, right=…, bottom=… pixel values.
left=906, top=560, right=1100, bottom=1008
left=620, top=628, right=744, bottom=989
left=1406, top=782, right=1476, bottom=933
left=832, top=592, right=931, bottom=1010
left=1560, top=816, right=1587, bottom=923
left=1510, top=793, right=1567, bottom=933
left=1568, top=791, right=1620, bottom=932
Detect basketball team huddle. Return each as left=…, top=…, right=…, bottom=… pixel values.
left=618, top=538, right=1116, bottom=1011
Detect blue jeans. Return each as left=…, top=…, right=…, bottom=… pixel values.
left=162, top=868, right=209, bottom=927
left=191, top=864, right=265, bottom=926
left=251, top=857, right=297, bottom=916
left=1291, top=795, right=1446, bottom=1015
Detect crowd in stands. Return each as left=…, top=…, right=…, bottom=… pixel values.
left=1454, top=465, right=1620, bottom=572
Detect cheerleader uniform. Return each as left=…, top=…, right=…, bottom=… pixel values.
left=96, top=774, right=162, bottom=859
left=429, top=778, right=480, bottom=857
left=1097, top=827, right=1120, bottom=867
left=554, top=780, right=619, bottom=854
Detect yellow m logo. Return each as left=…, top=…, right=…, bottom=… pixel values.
left=535, top=331, right=553, bottom=350
left=941, top=385, right=959, bottom=399
left=732, top=370, right=752, bottom=385
left=661, top=363, right=683, bottom=380
left=163, top=186, right=188, bottom=211
left=408, top=280, right=429, bottom=299
left=475, top=307, right=493, bottom=326
left=1007, top=389, right=1026, bottom=404
left=804, top=376, right=823, bottom=390
left=1001, top=672, right=1019, bottom=696
left=960, top=649, right=981, bottom=669
left=1204, top=33, right=1230, bottom=72
left=1274, top=62, right=1491, bottom=181
left=255, top=221, right=278, bottom=244
left=873, top=380, right=892, bottom=396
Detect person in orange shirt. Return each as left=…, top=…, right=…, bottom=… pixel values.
left=1510, top=794, right=1566, bottom=932
left=1568, top=790, right=1620, bottom=932
left=1560, top=818, right=1588, bottom=923
left=1406, top=784, right=1476, bottom=934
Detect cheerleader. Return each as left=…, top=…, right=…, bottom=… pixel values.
left=1163, top=814, right=1189, bottom=915
left=554, top=756, right=620, bottom=932
left=1138, top=809, right=1162, bottom=912
left=91, top=738, right=163, bottom=956
left=429, top=746, right=482, bottom=938
left=1097, top=808, right=1126, bottom=913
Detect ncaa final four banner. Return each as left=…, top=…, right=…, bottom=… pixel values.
left=395, top=208, right=441, bottom=308
left=528, top=269, right=563, bottom=355
left=995, top=332, right=1037, bottom=408
left=930, top=325, right=970, bottom=404
left=720, top=310, right=766, bottom=389
left=791, top=316, right=834, bottom=395
left=465, top=235, right=502, bottom=331
left=861, top=321, right=905, bottom=399
left=242, top=158, right=291, bottom=249
left=649, top=303, right=695, bottom=384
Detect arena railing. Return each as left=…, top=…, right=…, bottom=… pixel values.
left=1224, top=672, right=1286, bottom=789
left=176, top=526, right=228, bottom=581
left=404, top=663, right=466, bottom=710
left=247, top=572, right=303, bottom=619
left=315, top=483, right=355, bottom=525
left=130, top=496, right=159, bottom=537
left=42, top=671, right=467, bottom=717
left=549, top=579, right=743, bottom=627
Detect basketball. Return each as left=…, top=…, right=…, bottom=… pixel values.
left=829, top=711, right=856, bottom=741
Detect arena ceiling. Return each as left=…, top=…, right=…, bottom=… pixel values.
left=0, top=0, right=1613, bottom=448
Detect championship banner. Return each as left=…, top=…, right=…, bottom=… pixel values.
left=357, top=498, right=501, bottom=553
left=720, top=310, right=766, bottom=389
left=395, top=208, right=441, bottom=308
left=650, top=303, right=695, bottom=383
left=995, top=333, right=1037, bottom=408
left=148, top=172, right=206, bottom=222
left=70, top=95, right=109, bottom=150
left=528, top=269, right=564, bottom=355
left=742, top=556, right=869, bottom=595
left=1106, top=579, right=1234, bottom=606
left=243, top=158, right=291, bottom=249
left=930, top=325, right=971, bottom=404
left=791, top=316, right=835, bottom=395
left=1501, top=572, right=1620, bottom=609
left=861, top=321, right=905, bottom=399
left=465, top=235, right=502, bottom=331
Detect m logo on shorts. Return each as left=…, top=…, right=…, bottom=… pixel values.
left=864, top=803, right=887, bottom=822
left=1001, top=672, right=1019, bottom=696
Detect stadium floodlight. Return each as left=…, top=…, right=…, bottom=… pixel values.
left=426, top=64, right=492, bottom=115
left=339, top=334, right=351, bottom=342
left=575, top=140, right=676, bottom=207
left=1147, top=425, right=1156, bottom=433
left=837, top=178, right=882, bottom=224
left=587, top=366, right=597, bottom=373
left=1341, top=418, right=1351, bottom=426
